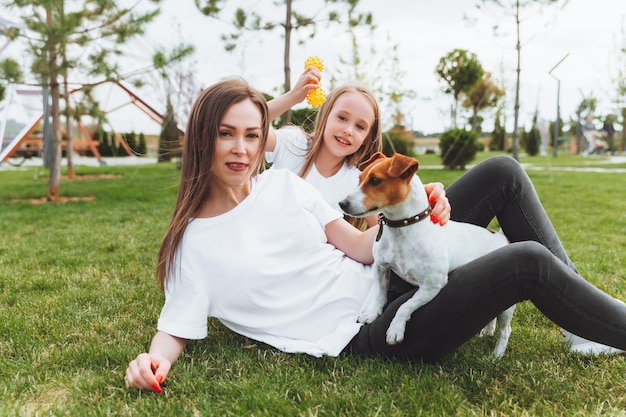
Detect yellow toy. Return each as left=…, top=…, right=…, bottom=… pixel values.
left=304, top=56, right=326, bottom=108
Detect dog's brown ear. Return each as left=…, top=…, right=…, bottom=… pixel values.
left=357, top=152, right=386, bottom=171
left=388, top=153, right=419, bottom=179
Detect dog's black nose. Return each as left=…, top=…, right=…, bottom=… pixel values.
left=338, top=199, right=348, bottom=211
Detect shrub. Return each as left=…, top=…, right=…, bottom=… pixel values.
left=158, top=98, right=181, bottom=162
left=523, top=125, right=541, bottom=156
left=382, top=130, right=414, bottom=157
left=439, top=128, right=478, bottom=169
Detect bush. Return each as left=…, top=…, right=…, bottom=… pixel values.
left=439, top=128, right=478, bottom=169
left=382, top=130, right=414, bottom=157
left=158, top=98, right=181, bottom=162
left=523, top=125, right=541, bottom=156
left=289, top=108, right=317, bottom=133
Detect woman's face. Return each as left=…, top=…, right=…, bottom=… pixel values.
left=322, top=92, right=375, bottom=159
left=211, top=99, right=263, bottom=188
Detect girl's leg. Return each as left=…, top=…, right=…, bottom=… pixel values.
left=347, top=242, right=626, bottom=362
left=445, top=155, right=578, bottom=273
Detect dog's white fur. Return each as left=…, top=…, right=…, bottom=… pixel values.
left=339, top=152, right=515, bottom=358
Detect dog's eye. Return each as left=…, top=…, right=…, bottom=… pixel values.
left=368, top=177, right=381, bottom=186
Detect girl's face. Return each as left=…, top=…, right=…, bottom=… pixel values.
left=211, top=99, right=263, bottom=188
left=322, top=92, right=375, bottom=159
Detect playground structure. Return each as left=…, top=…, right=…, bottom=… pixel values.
left=0, top=80, right=181, bottom=164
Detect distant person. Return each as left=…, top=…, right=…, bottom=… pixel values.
left=582, top=115, right=606, bottom=156
left=537, top=118, right=550, bottom=156
left=602, top=117, right=616, bottom=155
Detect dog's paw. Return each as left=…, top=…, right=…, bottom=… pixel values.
left=358, top=301, right=383, bottom=323
left=386, top=321, right=406, bottom=345
left=480, top=319, right=497, bottom=337
left=357, top=310, right=379, bottom=324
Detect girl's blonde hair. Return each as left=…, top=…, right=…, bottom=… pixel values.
left=299, top=84, right=382, bottom=229
left=298, top=84, right=382, bottom=178
left=156, top=78, right=269, bottom=290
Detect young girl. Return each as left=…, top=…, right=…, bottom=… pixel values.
left=125, top=78, right=626, bottom=393
left=265, top=69, right=449, bottom=229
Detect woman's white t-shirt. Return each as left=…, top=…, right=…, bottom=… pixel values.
left=265, top=127, right=361, bottom=213
left=157, top=169, right=378, bottom=357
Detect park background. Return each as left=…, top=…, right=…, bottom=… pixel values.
left=2, top=1, right=626, bottom=416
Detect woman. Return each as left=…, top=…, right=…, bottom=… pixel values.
left=125, top=78, right=626, bottom=393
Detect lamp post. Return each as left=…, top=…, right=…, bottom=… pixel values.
left=548, top=53, right=569, bottom=157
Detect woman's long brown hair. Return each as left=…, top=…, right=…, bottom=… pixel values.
left=298, top=85, right=382, bottom=230
left=156, top=78, right=269, bottom=290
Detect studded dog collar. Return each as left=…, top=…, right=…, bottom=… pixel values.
left=375, top=204, right=433, bottom=242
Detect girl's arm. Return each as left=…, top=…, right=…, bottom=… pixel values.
left=125, top=331, right=188, bottom=393
left=267, top=66, right=321, bottom=121
left=266, top=67, right=321, bottom=153
left=325, top=218, right=377, bottom=265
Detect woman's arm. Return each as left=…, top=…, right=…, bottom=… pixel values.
left=325, top=218, right=378, bottom=264
left=125, top=331, right=188, bottom=393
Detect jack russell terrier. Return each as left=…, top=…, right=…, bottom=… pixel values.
left=339, top=152, right=515, bottom=358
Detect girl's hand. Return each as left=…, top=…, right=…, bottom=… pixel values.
left=267, top=67, right=322, bottom=122
left=291, top=66, right=322, bottom=103
left=424, top=182, right=450, bottom=226
left=125, top=353, right=172, bottom=393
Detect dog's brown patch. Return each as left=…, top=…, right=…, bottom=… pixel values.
left=357, top=155, right=416, bottom=211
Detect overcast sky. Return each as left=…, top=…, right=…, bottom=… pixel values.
left=3, top=0, right=625, bottom=136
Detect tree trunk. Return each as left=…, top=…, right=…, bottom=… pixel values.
left=281, top=0, right=293, bottom=126
left=46, top=8, right=62, bottom=202
left=511, top=0, right=521, bottom=161
left=63, top=39, right=75, bottom=179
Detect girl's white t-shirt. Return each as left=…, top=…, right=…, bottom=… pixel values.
left=265, top=127, right=361, bottom=213
left=157, top=169, right=378, bottom=357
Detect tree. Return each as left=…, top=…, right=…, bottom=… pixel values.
left=523, top=111, right=541, bottom=156
left=0, top=58, right=22, bottom=102
left=439, top=128, right=478, bottom=170
left=471, top=0, right=570, bottom=161
left=195, top=0, right=373, bottom=125
left=148, top=37, right=197, bottom=127
left=462, top=72, right=505, bottom=133
left=328, top=15, right=416, bottom=137
left=435, top=49, right=484, bottom=129
left=490, top=106, right=507, bottom=151
left=610, top=24, right=625, bottom=151
left=158, top=97, right=181, bottom=162
left=1, top=0, right=161, bottom=201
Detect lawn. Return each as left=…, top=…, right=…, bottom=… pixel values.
left=1, top=153, right=625, bottom=416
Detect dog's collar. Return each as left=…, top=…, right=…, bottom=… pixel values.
left=376, top=205, right=433, bottom=242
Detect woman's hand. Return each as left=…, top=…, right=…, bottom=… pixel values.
left=125, top=353, right=171, bottom=393
left=424, top=182, right=450, bottom=226
left=124, top=331, right=187, bottom=393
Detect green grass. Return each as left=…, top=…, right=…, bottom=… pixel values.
left=1, top=154, right=625, bottom=416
